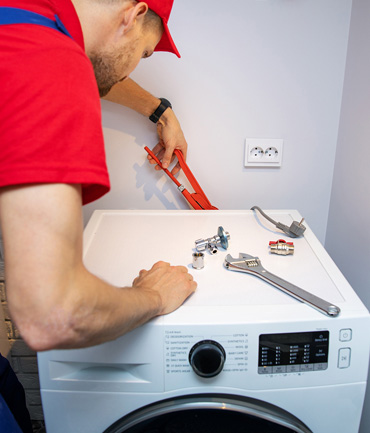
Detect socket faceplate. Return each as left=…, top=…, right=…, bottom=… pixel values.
left=244, top=138, right=283, bottom=167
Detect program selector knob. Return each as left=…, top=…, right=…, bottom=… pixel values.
left=189, top=340, right=226, bottom=378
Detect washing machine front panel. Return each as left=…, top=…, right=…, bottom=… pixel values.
left=38, top=210, right=370, bottom=433
left=38, top=314, right=369, bottom=394
left=163, top=319, right=369, bottom=392
left=40, top=383, right=367, bottom=433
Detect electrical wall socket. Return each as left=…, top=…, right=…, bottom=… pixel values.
left=244, top=138, right=283, bottom=167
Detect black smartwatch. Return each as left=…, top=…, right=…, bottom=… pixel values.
left=149, top=98, right=172, bottom=123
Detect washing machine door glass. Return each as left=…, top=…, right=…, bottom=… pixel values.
left=104, top=394, right=312, bottom=433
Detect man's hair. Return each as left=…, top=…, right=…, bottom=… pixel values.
left=143, top=7, right=163, bottom=33
left=97, top=0, right=163, bottom=32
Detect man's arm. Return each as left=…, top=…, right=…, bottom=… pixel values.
left=0, top=184, right=196, bottom=351
left=104, top=78, right=187, bottom=175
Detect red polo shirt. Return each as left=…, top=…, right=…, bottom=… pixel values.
left=0, top=0, right=110, bottom=204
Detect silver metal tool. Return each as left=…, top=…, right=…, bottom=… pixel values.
left=195, top=226, right=230, bottom=255
left=224, top=253, right=340, bottom=317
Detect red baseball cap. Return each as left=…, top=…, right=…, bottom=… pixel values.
left=144, top=0, right=180, bottom=58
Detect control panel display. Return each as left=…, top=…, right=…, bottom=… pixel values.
left=258, top=331, right=329, bottom=374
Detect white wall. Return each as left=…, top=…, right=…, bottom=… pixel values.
left=325, top=0, right=370, bottom=431
left=83, top=0, right=352, bottom=244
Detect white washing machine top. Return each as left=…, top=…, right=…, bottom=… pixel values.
left=82, top=210, right=364, bottom=321
left=38, top=210, right=370, bottom=433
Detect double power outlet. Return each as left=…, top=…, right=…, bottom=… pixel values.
left=244, top=138, right=283, bottom=167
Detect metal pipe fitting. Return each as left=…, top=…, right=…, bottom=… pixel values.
left=192, top=252, right=205, bottom=269
left=195, top=226, right=230, bottom=254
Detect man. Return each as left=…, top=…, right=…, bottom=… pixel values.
left=0, top=0, right=197, bottom=348
left=0, top=1, right=196, bottom=428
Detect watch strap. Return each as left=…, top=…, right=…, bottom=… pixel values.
left=149, top=98, right=172, bottom=123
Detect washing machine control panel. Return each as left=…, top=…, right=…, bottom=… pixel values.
left=164, top=330, right=248, bottom=381
left=258, top=331, right=329, bottom=374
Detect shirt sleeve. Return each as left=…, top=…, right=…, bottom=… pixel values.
left=0, top=27, right=110, bottom=204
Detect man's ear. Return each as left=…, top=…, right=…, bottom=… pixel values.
left=121, top=2, right=149, bottom=35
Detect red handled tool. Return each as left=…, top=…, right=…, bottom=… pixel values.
left=144, top=146, right=218, bottom=210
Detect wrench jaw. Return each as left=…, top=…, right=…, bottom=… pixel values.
left=224, top=253, right=261, bottom=272
left=238, top=252, right=257, bottom=261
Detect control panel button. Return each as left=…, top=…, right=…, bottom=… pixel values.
left=338, top=348, right=351, bottom=369
left=300, top=364, right=314, bottom=372
left=314, top=363, right=328, bottom=371
left=286, top=365, right=300, bottom=373
left=339, top=329, right=352, bottom=342
left=272, top=366, right=287, bottom=374
left=258, top=366, right=272, bottom=374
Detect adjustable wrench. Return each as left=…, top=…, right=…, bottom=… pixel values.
left=224, top=253, right=340, bottom=317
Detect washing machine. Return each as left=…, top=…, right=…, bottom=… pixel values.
left=38, top=210, right=370, bottom=433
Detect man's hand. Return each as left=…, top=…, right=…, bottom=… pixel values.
left=147, top=108, right=188, bottom=175
left=104, top=79, right=188, bottom=175
left=132, top=261, right=196, bottom=315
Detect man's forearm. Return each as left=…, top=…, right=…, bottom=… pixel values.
left=57, top=260, right=194, bottom=350
left=41, top=265, right=163, bottom=350
left=103, top=78, right=160, bottom=117
left=0, top=183, right=195, bottom=352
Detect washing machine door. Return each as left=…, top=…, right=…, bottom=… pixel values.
left=103, top=394, right=312, bottom=433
